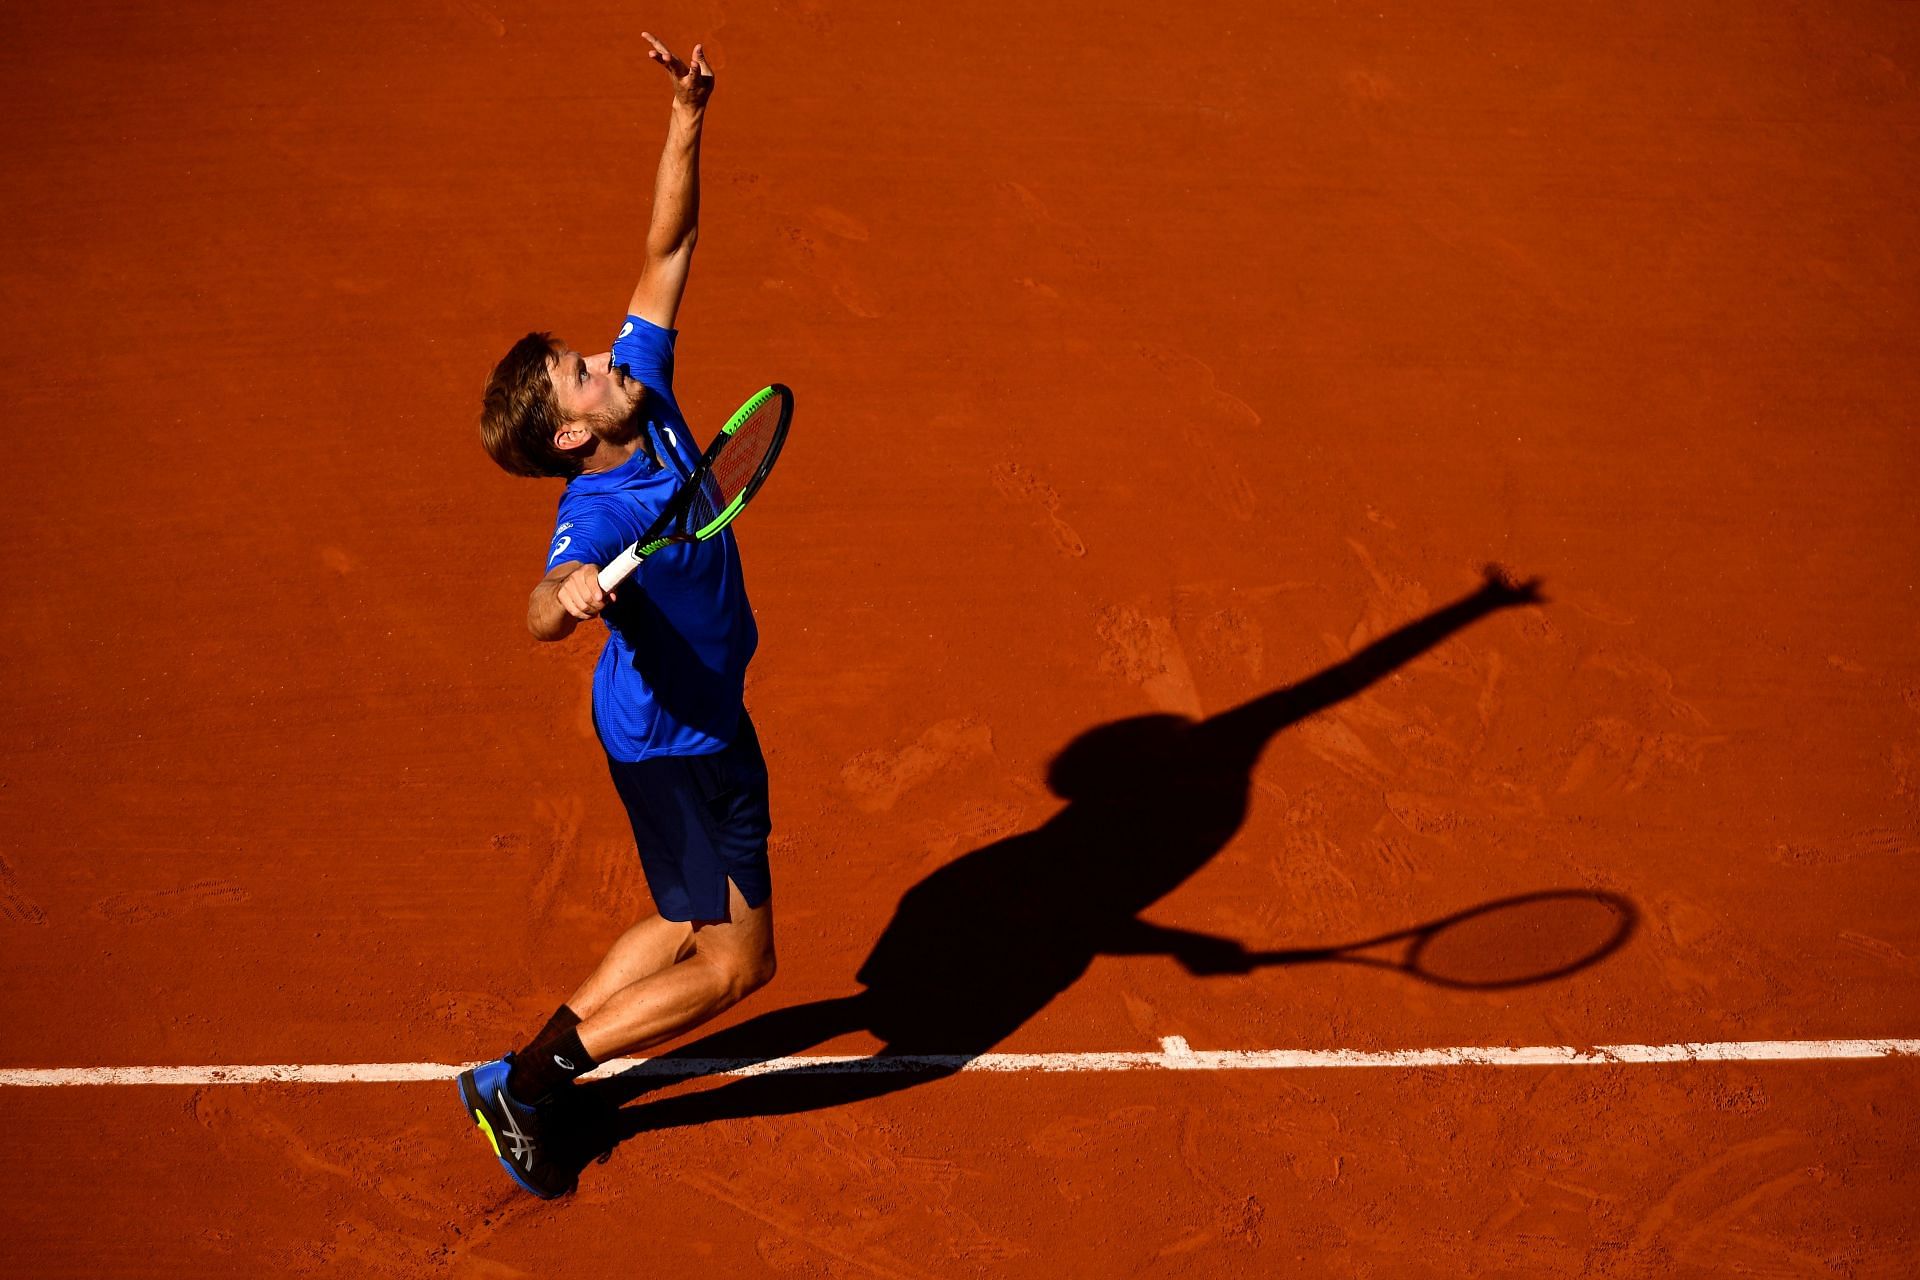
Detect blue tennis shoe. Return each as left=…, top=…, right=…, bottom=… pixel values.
left=457, top=1054, right=572, bottom=1199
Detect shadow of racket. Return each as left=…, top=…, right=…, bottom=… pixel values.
left=1240, top=889, right=1638, bottom=990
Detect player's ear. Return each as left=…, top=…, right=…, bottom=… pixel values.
left=553, top=421, right=592, bottom=451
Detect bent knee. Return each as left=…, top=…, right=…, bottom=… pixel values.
left=721, top=950, right=776, bottom=1002
left=744, top=949, right=777, bottom=996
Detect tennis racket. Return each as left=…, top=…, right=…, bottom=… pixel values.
left=596, top=383, right=794, bottom=592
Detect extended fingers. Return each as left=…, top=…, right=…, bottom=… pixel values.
left=641, top=30, right=715, bottom=84
left=641, top=31, right=682, bottom=71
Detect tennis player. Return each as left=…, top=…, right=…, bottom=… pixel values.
left=464, top=34, right=776, bottom=1199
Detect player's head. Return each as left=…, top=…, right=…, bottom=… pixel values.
left=1045, top=714, right=1195, bottom=802
left=479, top=332, right=646, bottom=477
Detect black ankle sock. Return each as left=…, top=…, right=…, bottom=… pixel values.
left=523, top=1003, right=581, bottom=1058
left=507, top=1027, right=597, bottom=1105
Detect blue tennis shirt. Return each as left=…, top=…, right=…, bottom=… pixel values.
left=545, top=315, right=758, bottom=762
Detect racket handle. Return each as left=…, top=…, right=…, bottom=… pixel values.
left=598, top=545, right=645, bottom=593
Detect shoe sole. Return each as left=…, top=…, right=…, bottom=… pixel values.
left=457, top=1069, right=566, bottom=1200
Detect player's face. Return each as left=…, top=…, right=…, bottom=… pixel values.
left=548, top=344, right=644, bottom=440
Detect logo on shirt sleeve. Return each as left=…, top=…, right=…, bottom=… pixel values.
left=618, top=320, right=634, bottom=339
left=548, top=534, right=572, bottom=564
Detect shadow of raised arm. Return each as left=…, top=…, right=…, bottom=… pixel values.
left=1198, top=566, right=1543, bottom=770
left=1106, top=918, right=1253, bottom=974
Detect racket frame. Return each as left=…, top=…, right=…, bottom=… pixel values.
left=596, top=383, right=792, bottom=592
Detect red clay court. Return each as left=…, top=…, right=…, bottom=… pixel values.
left=3, top=1, right=1917, bottom=1274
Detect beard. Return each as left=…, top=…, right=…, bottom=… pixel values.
left=582, top=395, right=644, bottom=446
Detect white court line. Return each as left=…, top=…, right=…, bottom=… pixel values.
left=0, top=1037, right=1916, bottom=1087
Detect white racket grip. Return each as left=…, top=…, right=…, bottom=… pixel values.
left=598, top=545, right=645, bottom=593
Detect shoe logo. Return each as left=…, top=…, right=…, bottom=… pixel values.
left=619, top=320, right=634, bottom=339
left=553, top=1054, right=575, bottom=1071
left=494, top=1088, right=537, bottom=1166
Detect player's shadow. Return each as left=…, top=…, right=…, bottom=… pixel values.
left=567, top=568, right=1564, bottom=1167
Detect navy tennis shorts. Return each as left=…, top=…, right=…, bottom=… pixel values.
left=605, top=711, right=773, bottom=923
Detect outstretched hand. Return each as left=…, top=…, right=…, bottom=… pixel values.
left=642, top=32, right=714, bottom=110
left=1175, top=934, right=1253, bottom=977
left=1479, top=562, right=1546, bottom=607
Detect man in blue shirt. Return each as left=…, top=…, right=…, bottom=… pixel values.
left=464, top=34, right=775, bottom=1198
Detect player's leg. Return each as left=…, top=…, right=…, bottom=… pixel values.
left=500, top=914, right=693, bottom=1074
left=497, top=913, right=694, bottom=1095
left=565, top=912, right=698, bottom=1020
left=575, top=877, right=776, bottom=1061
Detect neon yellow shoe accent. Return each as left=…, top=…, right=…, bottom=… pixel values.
left=475, top=1109, right=502, bottom=1158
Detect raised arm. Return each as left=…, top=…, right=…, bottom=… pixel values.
left=1197, top=568, right=1544, bottom=770
left=627, top=34, right=714, bottom=330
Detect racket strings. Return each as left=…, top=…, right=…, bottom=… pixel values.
left=675, top=388, right=790, bottom=537
left=710, top=398, right=781, bottom=504
left=685, top=472, right=725, bottom=529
